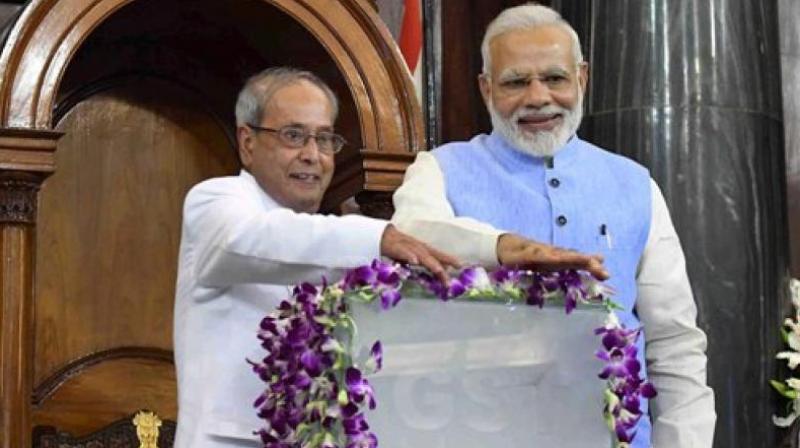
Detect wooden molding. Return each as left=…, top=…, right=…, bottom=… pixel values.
left=33, top=347, right=173, bottom=406
left=355, top=151, right=417, bottom=218
left=360, top=149, right=416, bottom=192
left=0, top=127, right=60, bottom=173
left=0, top=128, right=60, bottom=224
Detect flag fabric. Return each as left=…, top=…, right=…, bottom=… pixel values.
left=398, top=0, right=424, bottom=103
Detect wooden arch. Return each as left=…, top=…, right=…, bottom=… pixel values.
left=0, top=1, right=422, bottom=446
left=0, top=0, right=423, bottom=152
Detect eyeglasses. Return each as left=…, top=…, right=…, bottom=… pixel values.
left=247, top=124, right=346, bottom=154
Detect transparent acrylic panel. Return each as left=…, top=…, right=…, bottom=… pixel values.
left=351, top=298, right=612, bottom=448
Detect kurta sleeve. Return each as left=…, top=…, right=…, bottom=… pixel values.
left=183, top=178, right=388, bottom=288
left=636, top=179, right=716, bottom=447
left=391, top=152, right=503, bottom=267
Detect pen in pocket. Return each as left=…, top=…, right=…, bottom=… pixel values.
left=600, top=224, right=613, bottom=249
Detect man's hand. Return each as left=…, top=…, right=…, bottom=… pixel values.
left=380, top=224, right=460, bottom=284
left=497, top=233, right=609, bottom=280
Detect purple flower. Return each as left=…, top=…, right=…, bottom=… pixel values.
left=489, top=266, right=520, bottom=286
left=260, top=316, right=280, bottom=335
left=287, top=320, right=313, bottom=346
left=342, top=412, right=369, bottom=435
left=639, top=381, right=657, bottom=398
left=380, top=289, right=402, bottom=310
left=293, top=282, right=319, bottom=303
left=596, top=345, right=640, bottom=379
left=344, top=265, right=377, bottom=289
left=252, top=261, right=644, bottom=448
left=300, top=349, right=323, bottom=376
left=622, top=393, right=642, bottom=414
left=345, top=367, right=377, bottom=409
left=344, top=260, right=409, bottom=291
left=346, top=431, right=378, bottom=448
left=369, top=341, right=383, bottom=372
left=374, top=260, right=404, bottom=286
left=559, top=270, right=587, bottom=314
left=526, top=273, right=546, bottom=307
left=447, top=279, right=467, bottom=298
left=615, top=422, right=636, bottom=443
left=292, top=370, right=313, bottom=389
left=596, top=326, right=640, bottom=351
left=411, top=271, right=449, bottom=300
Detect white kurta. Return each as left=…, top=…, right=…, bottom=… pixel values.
left=392, top=152, right=717, bottom=448
left=173, top=171, right=387, bottom=447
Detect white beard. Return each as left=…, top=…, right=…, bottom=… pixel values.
left=488, top=93, right=584, bottom=158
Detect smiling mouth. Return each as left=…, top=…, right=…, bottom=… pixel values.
left=289, top=173, right=321, bottom=183
left=517, top=114, right=563, bottom=131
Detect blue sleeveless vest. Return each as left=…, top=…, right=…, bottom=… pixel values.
left=434, top=132, right=653, bottom=447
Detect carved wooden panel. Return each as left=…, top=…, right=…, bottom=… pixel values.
left=32, top=78, right=238, bottom=434
left=34, top=410, right=176, bottom=448
left=32, top=353, right=176, bottom=438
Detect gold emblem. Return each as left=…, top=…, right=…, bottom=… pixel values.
left=132, top=410, right=162, bottom=448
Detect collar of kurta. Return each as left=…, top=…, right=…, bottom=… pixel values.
left=239, top=169, right=282, bottom=210
left=487, top=130, right=583, bottom=171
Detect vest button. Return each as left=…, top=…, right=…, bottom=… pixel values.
left=549, top=178, right=561, bottom=188
left=556, top=215, right=567, bottom=226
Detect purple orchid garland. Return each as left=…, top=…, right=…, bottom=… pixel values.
left=250, top=260, right=655, bottom=448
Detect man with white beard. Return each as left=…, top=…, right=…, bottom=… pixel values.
left=391, top=4, right=716, bottom=448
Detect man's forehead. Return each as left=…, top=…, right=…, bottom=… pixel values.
left=489, top=26, right=575, bottom=70
left=262, top=81, right=335, bottom=126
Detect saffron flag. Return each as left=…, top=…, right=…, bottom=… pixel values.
left=398, top=0, right=423, bottom=102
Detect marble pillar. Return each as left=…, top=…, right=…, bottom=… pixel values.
left=558, top=1, right=790, bottom=447
left=779, top=0, right=800, bottom=279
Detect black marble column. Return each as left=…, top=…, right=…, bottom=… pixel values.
left=779, top=0, right=800, bottom=280
left=558, top=1, right=790, bottom=447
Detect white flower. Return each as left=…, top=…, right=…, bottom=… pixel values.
left=470, top=267, right=492, bottom=290
left=777, top=351, right=800, bottom=369
left=787, top=377, right=800, bottom=390
left=588, top=281, right=615, bottom=299
left=774, top=397, right=800, bottom=427
left=773, top=412, right=799, bottom=427
left=790, top=278, right=800, bottom=308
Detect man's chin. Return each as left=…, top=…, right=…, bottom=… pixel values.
left=510, top=132, right=560, bottom=158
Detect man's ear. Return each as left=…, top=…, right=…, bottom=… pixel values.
left=478, top=73, right=492, bottom=107
left=237, top=125, right=254, bottom=168
left=577, top=62, right=589, bottom=93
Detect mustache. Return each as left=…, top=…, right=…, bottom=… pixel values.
left=513, top=105, right=570, bottom=120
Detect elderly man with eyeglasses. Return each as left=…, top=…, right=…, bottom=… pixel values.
left=173, top=67, right=608, bottom=447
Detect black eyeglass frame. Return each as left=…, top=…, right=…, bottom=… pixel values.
left=246, top=123, right=347, bottom=154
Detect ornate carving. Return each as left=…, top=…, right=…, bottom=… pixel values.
left=33, top=411, right=176, bottom=448
left=355, top=191, right=395, bottom=219
left=132, top=411, right=161, bottom=448
left=0, top=173, right=42, bottom=224
left=0, top=128, right=59, bottom=225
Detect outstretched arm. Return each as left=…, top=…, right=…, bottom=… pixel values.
left=636, top=180, right=716, bottom=447
left=393, top=152, right=607, bottom=279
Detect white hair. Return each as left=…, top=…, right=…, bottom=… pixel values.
left=481, top=3, right=584, bottom=76
left=235, top=67, right=339, bottom=127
